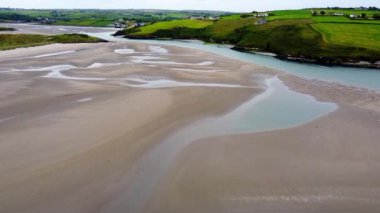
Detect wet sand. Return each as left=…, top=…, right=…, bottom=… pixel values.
left=147, top=76, right=380, bottom=213
left=149, top=106, right=380, bottom=213
left=1, top=25, right=380, bottom=213
left=0, top=39, right=268, bottom=213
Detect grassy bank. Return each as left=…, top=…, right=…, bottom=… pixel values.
left=0, top=27, right=15, bottom=31
left=118, top=8, right=380, bottom=67
left=0, top=33, right=106, bottom=50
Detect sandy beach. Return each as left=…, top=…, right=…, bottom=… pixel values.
left=0, top=40, right=266, bottom=212
left=148, top=83, right=380, bottom=213
left=0, top=25, right=380, bottom=213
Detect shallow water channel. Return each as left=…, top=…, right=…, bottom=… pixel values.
left=104, top=77, right=337, bottom=212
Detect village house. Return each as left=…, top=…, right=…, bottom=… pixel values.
left=130, top=22, right=146, bottom=28
left=114, top=21, right=126, bottom=28
left=256, top=13, right=268, bottom=17
left=256, top=18, right=267, bottom=25
left=349, top=14, right=357, bottom=18
left=208, top=16, right=219, bottom=20
left=333, top=12, right=344, bottom=16
left=190, top=16, right=203, bottom=20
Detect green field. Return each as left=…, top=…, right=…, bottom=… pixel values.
left=312, top=23, right=380, bottom=51
left=54, top=19, right=114, bottom=27
left=311, top=16, right=380, bottom=24
left=0, top=34, right=105, bottom=50
left=267, top=9, right=312, bottom=20
left=120, top=8, right=380, bottom=65
left=210, top=17, right=256, bottom=37
left=313, top=9, right=379, bottom=17
left=131, top=19, right=214, bottom=35
left=220, top=14, right=242, bottom=20
left=267, top=9, right=380, bottom=21
left=0, top=8, right=229, bottom=27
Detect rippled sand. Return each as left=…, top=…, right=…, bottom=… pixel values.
left=0, top=39, right=271, bottom=213
left=1, top=25, right=380, bottom=213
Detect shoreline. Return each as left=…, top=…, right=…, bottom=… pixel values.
left=0, top=39, right=267, bottom=213
left=120, top=35, right=380, bottom=70
left=1, top=24, right=380, bottom=213
left=146, top=74, right=380, bottom=213
left=2, top=22, right=379, bottom=70
left=148, top=104, right=380, bottom=213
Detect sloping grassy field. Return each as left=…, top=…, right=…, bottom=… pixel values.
left=311, top=16, right=380, bottom=24
left=0, top=34, right=105, bottom=50
left=132, top=19, right=213, bottom=35
left=267, top=9, right=312, bottom=20
left=120, top=8, right=380, bottom=64
left=312, top=23, right=380, bottom=51
left=209, top=17, right=256, bottom=38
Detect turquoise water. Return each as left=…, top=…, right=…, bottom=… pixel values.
left=91, top=32, right=380, bottom=90
left=218, top=77, right=337, bottom=133
left=1, top=25, right=372, bottom=212
left=103, top=77, right=337, bottom=213
left=89, top=30, right=342, bottom=213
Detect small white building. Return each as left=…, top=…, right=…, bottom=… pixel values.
left=257, top=13, right=268, bottom=17
left=256, top=19, right=267, bottom=25
left=208, top=16, right=219, bottom=20
left=190, top=16, right=205, bottom=20
left=349, top=14, right=357, bottom=18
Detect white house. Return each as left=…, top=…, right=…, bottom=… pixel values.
left=257, top=13, right=268, bottom=17
left=256, top=19, right=267, bottom=25
left=190, top=16, right=205, bottom=20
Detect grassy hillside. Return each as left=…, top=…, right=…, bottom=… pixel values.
left=312, top=23, right=380, bottom=51
left=0, top=34, right=106, bottom=50
left=267, top=10, right=311, bottom=20
left=209, top=16, right=255, bottom=39
left=119, top=8, right=380, bottom=66
left=0, top=8, right=230, bottom=27
left=131, top=19, right=213, bottom=35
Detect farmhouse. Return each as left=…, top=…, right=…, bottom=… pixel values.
left=349, top=14, right=357, bottom=18
left=208, top=16, right=219, bottom=20
left=114, top=22, right=125, bottom=28
left=333, top=13, right=344, bottom=16
left=257, top=13, right=268, bottom=17
left=256, top=19, right=267, bottom=25
left=190, top=16, right=205, bottom=20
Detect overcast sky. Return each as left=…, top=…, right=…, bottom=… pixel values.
left=1, top=0, right=379, bottom=12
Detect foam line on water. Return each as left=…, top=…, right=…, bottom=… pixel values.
left=129, top=55, right=214, bottom=66
left=33, top=50, right=76, bottom=58
left=122, top=77, right=245, bottom=89
left=148, top=45, right=169, bottom=54
left=114, top=49, right=136, bottom=54
left=171, top=68, right=225, bottom=73
left=0, top=50, right=76, bottom=62
left=77, top=97, right=93, bottom=102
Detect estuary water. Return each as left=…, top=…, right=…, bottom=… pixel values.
left=90, top=32, right=380, bottom=90
left=1, top=23, right=355, bottom=213
left=103, top=77, right=337, bottom=213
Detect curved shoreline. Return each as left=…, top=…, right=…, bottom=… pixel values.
left=0, top=24, right=380, bottom=213
left=102, top=76, right=337, bottom=212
